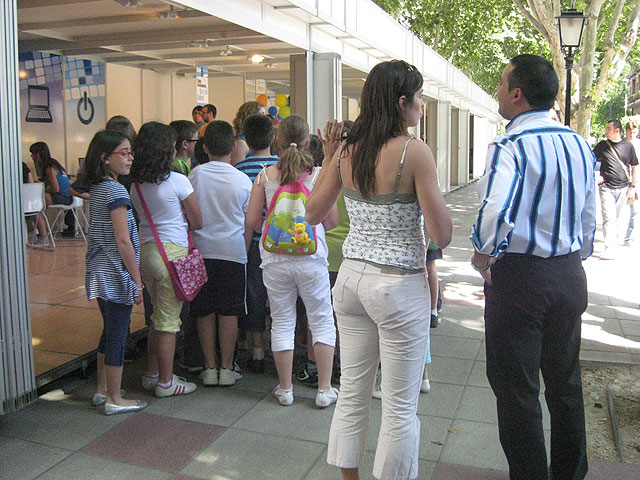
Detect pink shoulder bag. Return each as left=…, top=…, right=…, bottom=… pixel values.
left=134, top=183, right=207, bottom=301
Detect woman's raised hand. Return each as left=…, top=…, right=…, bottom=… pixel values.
left=317, top=120, right=344, bottom=161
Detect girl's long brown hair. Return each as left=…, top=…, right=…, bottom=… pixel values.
left=277, top=115, right=314, bottom=185
left=345, top=60, right=423, bottom=198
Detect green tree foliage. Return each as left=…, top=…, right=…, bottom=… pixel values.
left=375, top=0, right=547, bottom=93
left=375, top=0, right=640, bottom=137
left=592, top=77, right=627, bottom=139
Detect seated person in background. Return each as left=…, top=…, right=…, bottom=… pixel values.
left=30, top=141, right=76, bottom=237
left=169, top=120, right=199, bottom=176
left=22, top=161, right=48, bottom=243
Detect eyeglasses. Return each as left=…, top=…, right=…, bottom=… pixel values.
left=186, top=138, right=199, bottom=142
left=111, top=148, right=134, bottom=157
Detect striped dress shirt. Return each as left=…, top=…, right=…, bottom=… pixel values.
left=471, top=110, right=596, bottom=259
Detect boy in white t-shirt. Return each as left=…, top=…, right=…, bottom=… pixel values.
left=188, top=121, right=253, bottom=387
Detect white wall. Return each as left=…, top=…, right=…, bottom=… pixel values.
left=209, top=76, right=245, bottom=124
left=105, top=64, right=197, bottom=130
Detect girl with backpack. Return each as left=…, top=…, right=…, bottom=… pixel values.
left=245, top=114, right=339, bottom=408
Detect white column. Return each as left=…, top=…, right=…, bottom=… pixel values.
left=290, top=52, right=342, bottom=132
left=0, top=0, right=37, bottom=415
left=426, top=99, right=451, bottom=192
left=450, top=108, right=470, bottom=187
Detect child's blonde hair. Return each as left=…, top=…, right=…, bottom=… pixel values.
left=277, top=115, right=314, bottom=185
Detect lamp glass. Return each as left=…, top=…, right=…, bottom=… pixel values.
left=558, top=13, right=586, bottom=48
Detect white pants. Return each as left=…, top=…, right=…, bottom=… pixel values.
left=600, top=184, right=628, bottom=249
left=327, top=259, right=429, bottom=480
left=262, top=260, right=336, bottom=351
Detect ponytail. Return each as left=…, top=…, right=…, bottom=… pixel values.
left=276, top=115, right=314, bottom=185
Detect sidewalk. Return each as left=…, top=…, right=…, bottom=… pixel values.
left=1, top=183, right=639, bottom=480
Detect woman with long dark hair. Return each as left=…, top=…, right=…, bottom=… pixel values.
left=30, top=141, right=76, bottom=236
left=307, top=60, right=452, bottom=480
left=84, top=130, right=146, bottom=414
left=129, top=122, right=203, bottom=398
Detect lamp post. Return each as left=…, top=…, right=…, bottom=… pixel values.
left=557, top=8, right=587, bottom=126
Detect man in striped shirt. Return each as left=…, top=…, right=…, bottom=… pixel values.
left=471, top=54, right=596, bottom=480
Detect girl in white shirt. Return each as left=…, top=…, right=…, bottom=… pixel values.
left=130, top=122, right=203, bottom=398
left=245, top=115, right=339, bottom=407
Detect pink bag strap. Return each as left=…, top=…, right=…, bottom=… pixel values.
left=134, top=183, right=194, bottom=271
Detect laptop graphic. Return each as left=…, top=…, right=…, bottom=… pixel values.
left=25, top=85, right=53, bottom=123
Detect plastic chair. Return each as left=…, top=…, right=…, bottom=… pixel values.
left=22, top=183, right=55, bottom=248
left=48, top=195, right=88, bottom=242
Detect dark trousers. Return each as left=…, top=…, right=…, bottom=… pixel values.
left=97, top=299, right=133, bottom=366
left=240, top=240, right=268, bottom=332
left=484, top=252, right=588, bottom=480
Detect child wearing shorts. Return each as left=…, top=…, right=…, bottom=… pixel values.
left=188, top=121, right=253, bottom=387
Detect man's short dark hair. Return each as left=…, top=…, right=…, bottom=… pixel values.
left=169, top=120, right=198, bottom=152
left=608, top=120, right=623, bottom=132
left=192, top=105, right=202, bottom=115
left=508, top=55, right=558, bottom=110
left=203, top=120, right=235, bottom=157
left=244, top=114, right=274, bottom=152
left=205, top=104, right=217, bottom=119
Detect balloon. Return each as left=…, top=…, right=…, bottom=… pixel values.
left=278, top=105, right=291, bottom=118
left=268, top=106, right=278, bottom=116
left=275, top=93, right=288, bottom=107
left=256, top=94, right=268, bottom=106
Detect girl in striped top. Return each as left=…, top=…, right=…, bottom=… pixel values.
left=84, top=130, right=147, bottom=415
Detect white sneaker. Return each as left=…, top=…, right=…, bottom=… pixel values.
left=272, top=385, right=294, bottom=406
left=155, top=375, right=197, bottom=397
left=232, top=361, right=243, bottom=380
left=199, top=368, right=219, bottom=386
left=420, top=379, right=431, bottom=393
left=218, top=368, right=236, bottom=386
left=141, top=374, right=158, bottom=391
left=316, top=387, right=339, bottom=408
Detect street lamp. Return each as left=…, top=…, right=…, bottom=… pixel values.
left=557, top=8, right=588, bottom=126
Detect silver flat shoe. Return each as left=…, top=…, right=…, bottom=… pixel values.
left=91, top=390, right=126, bottom=406
left=101, top=400, right=147, bottom=415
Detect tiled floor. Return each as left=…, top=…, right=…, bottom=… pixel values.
left=1, top=184, right=639, bottom=479
left=27, top=241, right=146, bottom=376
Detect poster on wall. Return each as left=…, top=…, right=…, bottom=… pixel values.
left=64, top=57, right=106, bottom=174
left=196, top=66, right=208, bottom=105
left=18, top=52, right=65, bottom=176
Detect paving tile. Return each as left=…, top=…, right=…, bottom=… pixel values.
left=476, top=342, right=487, bottom=361
left=580, top=350, right=634, bottom=364
left=83, top=413, right=224, bottom=473
left=467, top=360, right=490, bottom=388
left=0, top=436, right=71, bottom=480
left=303, top=447, right=436, bottom=480
left=37, top=452, right=172, bottom=480
left=416, top=382, right=464, bottom=419
left=430, top=336, right=482, bottom=360
left=619, top=319, right=640, bottom=336
left=0, top=396, right=130, bottom=450
left=439, top=420, right=510, bottom=471
left=583, top=311, right=623, bottom=329
left=232, top=395, right=335, bottom=443
left=584, top=304, right=618, bottom=320
left=587, top=459, right=640, bottom=479
left=614, top=306, right=640, bottom=321
left=456, top=386, right=498, bottom=424
left=432, top=462, right=508, bottom=479
left=180, top=428, right=324, bottom=480
left=429, top=356, right=473, bottom=386
left=433, top=314, right=485, bottom=341
left=144, top=386, right=265, bottom=427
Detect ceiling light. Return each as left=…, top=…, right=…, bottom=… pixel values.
left=250, top=54, right=265, bottom=64
left=266, top=63, right=277, bottom=69
left=189, top=41, right=207, bottom=49
left=156, top=8, right=179, bottom=20
left=219, top=47, right=233, bottom=56
left=114, top=0, right=141, bottom=6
